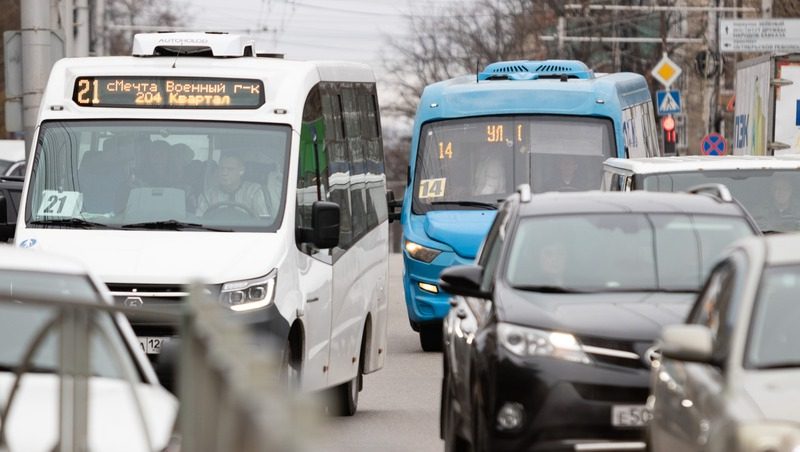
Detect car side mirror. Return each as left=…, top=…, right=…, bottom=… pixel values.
left=386, top=189, right=402, bottom=223
left=155, top=338, right=180, bottom=395
left=439, top=265, right=489, bottom=298
left=297, top=201, right=340, bottom=249
left=660, top=324, right=713, bottom=363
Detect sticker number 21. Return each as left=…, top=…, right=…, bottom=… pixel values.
left=43, top=195, right=68, bottom=214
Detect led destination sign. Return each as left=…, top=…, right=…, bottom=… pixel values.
left=73, top=77, right=264, bottom=109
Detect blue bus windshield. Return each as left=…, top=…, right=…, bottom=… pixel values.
left=412, top=115, right=615, bottom=214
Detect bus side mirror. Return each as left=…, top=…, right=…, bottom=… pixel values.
left=387, top=189, right=402, bottom=223
left=298, top=201, right=340, bottom=249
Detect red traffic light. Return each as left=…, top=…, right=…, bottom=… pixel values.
left=661, top=115, right=676, bottom=132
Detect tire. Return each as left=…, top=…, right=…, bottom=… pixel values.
left=443, top=375, right=469, bottom=452
left=333, top=330, right=366, bottom=416
left=419, top=324, right=443, bottom=352
left=282, top=340, right=300, bottom=391
left=333, top=374, right=359, bottom=416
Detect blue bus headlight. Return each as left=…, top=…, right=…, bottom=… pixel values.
left=497, top=323, right=591, bottom=364
left=220, top=270, right=277, bottom=312
left=405, top=240, right=442, bottom=263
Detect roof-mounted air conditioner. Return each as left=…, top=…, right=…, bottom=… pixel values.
left=132, top=32, right=257, bottom=57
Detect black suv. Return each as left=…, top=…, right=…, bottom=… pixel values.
left=439, top=185, right=759, bottom=452
left=0, top=176, right=22, bottom=242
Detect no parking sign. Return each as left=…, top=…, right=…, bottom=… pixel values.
left=701, top=133, right=728, bottom=156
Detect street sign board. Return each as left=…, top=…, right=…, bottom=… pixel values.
left=701, top=133, right=728, bottom=156
left=651, top=53, right=682, bottom=88
left=656, top=90, right=682, bottom=115
left=720, top=19, right=800, bottom=53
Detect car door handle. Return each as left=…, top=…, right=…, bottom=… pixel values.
left=307, top=297, right=319, bottom=303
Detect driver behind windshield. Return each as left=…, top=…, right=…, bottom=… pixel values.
left=196, top=154, right=269, bottom=218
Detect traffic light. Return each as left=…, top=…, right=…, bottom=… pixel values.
left=662, top=115, right=676, bottom=155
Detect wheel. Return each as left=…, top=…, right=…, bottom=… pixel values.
left=281, top=340, right=300, bottom=390
left=419, top=324, right=443, bottom=352
left=333, top=330, right=366, bottom=416
left=443, top=375, right=469, bottom=452
left=203, top=201, right=255, bottom=219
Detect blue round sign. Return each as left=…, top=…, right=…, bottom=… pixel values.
left=701, top=132, right=728, bottom=156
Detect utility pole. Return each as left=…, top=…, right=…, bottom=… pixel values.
left=703, top=0, right=720, bottom=135
left=95, top=0, right=107, bottom=56
left=21, top=0, right=51, bottom=155
left=75, top=0, right=90, bottom=57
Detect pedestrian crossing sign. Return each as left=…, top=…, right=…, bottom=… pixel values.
left=656, top=90, right=682, bottom=115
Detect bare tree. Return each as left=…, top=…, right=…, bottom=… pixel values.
left=383, top=0, right=561, bottom=121
left=106, top=0, right=187, bottom=55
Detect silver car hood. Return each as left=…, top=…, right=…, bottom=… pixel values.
left=0, top=372, right=178, bottom=452
left=740, top=369, right=800, bottom=422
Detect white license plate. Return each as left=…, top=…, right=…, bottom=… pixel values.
left=611, top=405, right=651, bottom=427
left=138, top=336, right=169, bottom=354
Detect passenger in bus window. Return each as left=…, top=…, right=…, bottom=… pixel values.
left=196, top=154, right=270, bottom=218
left=472, top=157, right=507, bottom=196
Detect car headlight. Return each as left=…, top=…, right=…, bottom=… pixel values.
left=736, top=422, right=800, bottom=452
left=220, top=270, right=276, bottom=312
left=404, top=240, right=442, bottom=263
left=497, top=323, right=591, bottom=364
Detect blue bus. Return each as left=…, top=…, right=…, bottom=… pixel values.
left=401, top=59, right=660, bottom=350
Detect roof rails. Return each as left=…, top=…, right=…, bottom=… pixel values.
left=132, top=32, right=257, bottom=57
left=685, top=183, right=733, bottom=203
left=517, top=184, right=532, bottom=203
left=478, top=59, right=594, bottom=82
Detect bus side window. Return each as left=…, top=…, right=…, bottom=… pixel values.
left=322, top=84, right=353, bottom=252
left=296, top=85, right=329, bottom=255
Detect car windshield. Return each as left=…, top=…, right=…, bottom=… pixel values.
left=0, top=270, right=134, bottom=379
left=505, top=213, right=754, bottom=292
left=27, top=120, right=291, bottom=232
left=412, top=115, right=615, bottom=213
left=641, top=169, right=800, bottom=233
left=746, top=265, right=800, bottom=369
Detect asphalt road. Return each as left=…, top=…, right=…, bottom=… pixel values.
left=316, top=253, right=444, bottom=452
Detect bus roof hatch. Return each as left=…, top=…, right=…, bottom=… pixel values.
left=132, top=32, right=257, bottom=57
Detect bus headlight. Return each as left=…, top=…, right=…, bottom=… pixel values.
left=220, top=270, right=277, bottom=312
left=405, top=240, right=442, bottom=263
left=497, top=323, right=591, bottom=364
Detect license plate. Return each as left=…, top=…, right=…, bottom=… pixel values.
left=138, top=336, right=169, bottom=354
left=611, top=405, right=651, bottom=427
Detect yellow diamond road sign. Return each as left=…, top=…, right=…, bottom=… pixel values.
left=651, top=53, right=682, bottom=88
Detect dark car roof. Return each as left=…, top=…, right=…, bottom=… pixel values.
left=517, top=190, right=750, bottom=218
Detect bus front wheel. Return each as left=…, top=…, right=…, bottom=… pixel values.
left=419, top=324, right=443, bottom=352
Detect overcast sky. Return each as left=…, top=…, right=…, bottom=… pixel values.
left=181, top=0, right=469, bottom=118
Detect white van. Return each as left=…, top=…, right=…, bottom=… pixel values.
left=13, top=32, right=391, bottom=415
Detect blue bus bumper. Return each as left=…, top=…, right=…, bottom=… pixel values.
left=402, top=250, right=472, bottom=328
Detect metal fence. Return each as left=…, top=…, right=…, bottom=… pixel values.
left=0, top=284, right=315, bottom=452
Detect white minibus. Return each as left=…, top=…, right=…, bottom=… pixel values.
left=14, top=32, right=390, bottom=415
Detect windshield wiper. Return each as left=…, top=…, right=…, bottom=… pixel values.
left=511, top=285, right=587, bottom=294
left=755, top=362, right=800, bottom=370
left=121, top=219, right=232, bottom=232
left=430, top=201, right=497, bottom=210
left=0, top=364, right=57, bottom=374
left=30, top=218, right=114, bottom=229
left=598, top=287, right=698, bottom=294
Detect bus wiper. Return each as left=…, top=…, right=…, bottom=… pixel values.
left=121, top=219, right=233, bottom=232
left=755, top=362, right=800, bottom=370
left=430, top=201, right=497, bottom=210
left=30, top=218, right=114, bottom=229
left=511, top=285, right=586, bottom=293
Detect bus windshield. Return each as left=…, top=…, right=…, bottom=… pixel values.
left=642, top=169, right=800, bottom=234
left=412, top=115, right=615, bottom=213
left=27, top=120, right=290, bottom=232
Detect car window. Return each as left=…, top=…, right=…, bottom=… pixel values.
left=477, top=203, right=510, bottom=293
left=0, top=270, right=138, bottom=380
left=688, top=258, right=741, bottom=364
left=746, top=264, right=800, bottom=369
left=505, top=213, right=752, bottom=292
